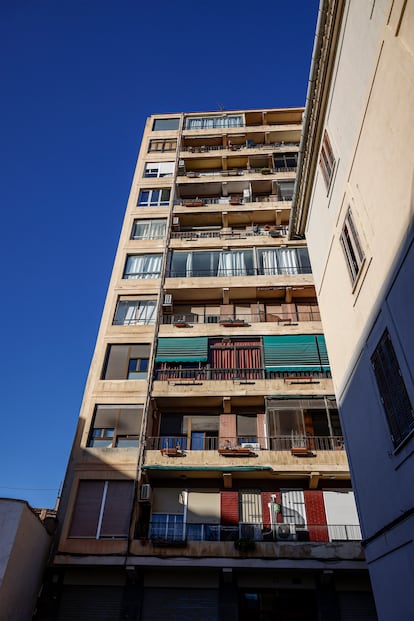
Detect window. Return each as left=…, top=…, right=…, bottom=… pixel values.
left=137, top=188, right=170, bottom=207
left=113, top=298, right=156, bottom=325
left=148, top=138, right=177, bottom=152
left=273, top=152, right=298, bottom=170
left=340, top=209, right=365, bottom=284
left=371, top=330, right=414, bottom=448
left=88, top=404, right=143, bottom=448
left=102, top=344, right=151, bottom=380
left=257, top=247, right=311, bottom=275
left=123, top=254, right=163, bottom=279
left=319, top=130, right=336, bottom=189
left=128, top=356, right=149, bottom=379
left=168, top=249, right=254, bottom=278
left=69, top=480, right=134, bottom=538
left=186, top=115, right=243, bottom=130
left=143, top=162, right=174, bottom=178
left=152, top=118, right=180, bottom=131
left=131, top=219, right=167, bottom=240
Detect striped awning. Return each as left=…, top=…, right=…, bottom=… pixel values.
left=155, top=337, right=208, bottom=363
left=263, top=335, right=330, bottom=372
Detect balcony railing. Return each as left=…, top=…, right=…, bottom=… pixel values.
left=180, top=167, right=296, bottom=179
left=162, top=310, right=320, bottom=325
left=170, top=227, right=288, bottom=240
left=147, top=436, right=344, bottom=451
left=166, top=266, right=312, bottom=278
left=154, top=368, right=331, bottom=381
left=148, top=521, right=361, bottom=544
left=175, top=196, right=292, bottom=206
left=181, top=141, right=299, bottom=153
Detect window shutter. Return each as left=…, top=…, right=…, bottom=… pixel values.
left=103, top=345, right=129, bottom=379
left=100, top=481, right=134, bottom=537
left=69, top=481, right=104, bottom=537
left=117, top=406, right=143, bottom=435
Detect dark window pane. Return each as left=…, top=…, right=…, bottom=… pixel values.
left=153, top=118, right=180, bottom=131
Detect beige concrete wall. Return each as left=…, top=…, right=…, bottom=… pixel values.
left=305, top=0, right=414, bottom=391
left=0, top=500, right=50, bottom=621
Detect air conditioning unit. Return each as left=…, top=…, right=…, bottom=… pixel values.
left=241, top=442, right=260, bottom=451
left=162, top=294, right=173, bottom=312
left=139, top=484, right=152, bottom=502
left=276, top=524, right=296, bottom=540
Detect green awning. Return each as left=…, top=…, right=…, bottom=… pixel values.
left=155, top=337, right=208, bottom=363
left=263, top=335, right=330, bottom=372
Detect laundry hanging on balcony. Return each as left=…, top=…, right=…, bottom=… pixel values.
left=263, top=335, right=330, bottom=372
left=155, top=337, right=209, bottom=362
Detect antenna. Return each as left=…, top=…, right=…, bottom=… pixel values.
left=217, top=102, right=225, bottom=111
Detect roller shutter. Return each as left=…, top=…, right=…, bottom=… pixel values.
left=141, top=588, right=218, bottom=621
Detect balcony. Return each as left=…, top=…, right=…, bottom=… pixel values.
left=165, top=266, right=311, bottom=278
left=161, top=309, right=320, bottom=326
left=146, top=521, right=361, bottom=545
left=170, top=226, right=288, bottom=241
left=147, top=435, right=344, bottom=452
left=153, top=368, right=330, bottom=382
left=180, top=141, right=299, bottom=154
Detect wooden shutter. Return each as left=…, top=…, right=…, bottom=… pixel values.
left=69, top=481, right=104, bottom=537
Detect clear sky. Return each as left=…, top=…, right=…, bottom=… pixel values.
left=0, top=0, right=319, bottom=508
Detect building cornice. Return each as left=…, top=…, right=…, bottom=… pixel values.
left=289, top=0, right=345, bottom=238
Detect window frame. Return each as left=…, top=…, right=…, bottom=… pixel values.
left=131, top=218, right=167, bottom=240
left=371, top=329, right=414, bottom=449
left=148, top=138, right=177, bottom=152
left=87, top=404, right=143, bottom=448
left=137, top=188, right=171, bottom=207
left=113, top=298, right=157, bottom=326
left=340, top=208, right=365, bottom=285
left=319, top=130, right=336, bottom=190
left=143, top=161, right=175, bottom=179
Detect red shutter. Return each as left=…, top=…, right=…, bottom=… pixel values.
left=100, top=481, right=134, bottom=537
left=69, top=481, right=104, bottom=537
left=221, top=492, right=239, bottom=525
left=304, top=491, right=329, bottom=542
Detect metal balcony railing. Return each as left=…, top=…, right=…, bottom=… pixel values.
left=148, top=521, right=361, bottom=544
left=181, top=167, right=296, bottom=179
left=166, top=266, right=312, bottom=278
left=175, top=196, right=292, bottom=206
left=146, top=436, right=344, bottom=452
left=180, top=142, right=299, bottom=153
left=170, top=227, right=288, bottom=240
left=153, top=368, right=331, bottom=381
left=161, top=310, right=320, bottom=325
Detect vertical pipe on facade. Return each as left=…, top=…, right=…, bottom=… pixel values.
left=127, top=113, right=185, bottom=557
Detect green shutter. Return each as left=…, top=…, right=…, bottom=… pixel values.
left=155, top=337, right=208, bottom=363
left=263, top=335, right=330, bottom=372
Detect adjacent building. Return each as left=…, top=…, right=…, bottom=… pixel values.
left=290, top=1, right=414, bottom=619
left=0, top=499, right=53, bottom=621
left=47, top=108, right=377, bottom=620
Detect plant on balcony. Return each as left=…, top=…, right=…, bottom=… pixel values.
left=219, top=318, right=248, bottom=327
left=261, top=167, right=271, bottom=175
left=183, top=200, right=203, bottom=207
left=234, top=538, right=256, bottom=552
left=174, top=322, right=190, bottom=328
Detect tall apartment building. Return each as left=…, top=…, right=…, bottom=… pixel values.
left=290, top=1, right=414, bottom=619
left=46, top=108, right=376, bottom=620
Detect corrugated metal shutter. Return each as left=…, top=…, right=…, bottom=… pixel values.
left=338, top=592, right=378, bottom=620
left=100, top=481, right=134, bottom=537
left=155, top=337, right=208, bottom=362
left=263, top=335, right=330, bottom=372
left=57, top=585, right=123, bottom=620
left=142, top=588, right=218, bottom=621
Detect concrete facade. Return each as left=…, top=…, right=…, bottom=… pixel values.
left=43, top=107, right=377, bottom=620
left=0, top=499, right=51, bottom=621
left=291, top=1, right=414, bottom=619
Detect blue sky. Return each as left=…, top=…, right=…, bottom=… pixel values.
left=0, top=0, right=319, bottom=508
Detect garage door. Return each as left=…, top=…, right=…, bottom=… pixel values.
left=141, top=588, right=219, bottom=621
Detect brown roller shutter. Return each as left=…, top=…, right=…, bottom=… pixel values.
left=103, top=345, right=129, bottom=379
left=100, top=481, right=134, bottom=537
left=130, top=344, right=151, bottom=358
left=69, top=481, right=104, bottom=537
left=94, top=405, right=118, bottom=428
left=237, top=414, right=257, bottom=436
left=117, top=406, right=143, bottom=435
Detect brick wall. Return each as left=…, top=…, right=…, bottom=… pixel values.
left=219, top=414, right=237, bottom=444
